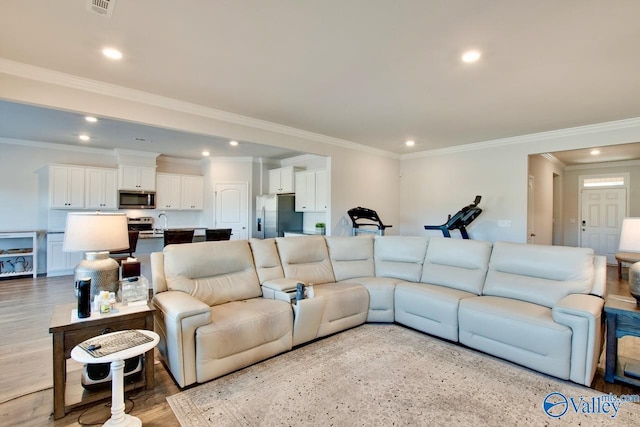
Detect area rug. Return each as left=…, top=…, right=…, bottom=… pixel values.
left=167, top=324, right=640, bottom=426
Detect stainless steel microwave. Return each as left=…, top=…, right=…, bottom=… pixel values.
left=118, top=190, right=156, bottom=209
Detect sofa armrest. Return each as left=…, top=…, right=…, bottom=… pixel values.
left=150, top=251, right=167, bottom=295
left=552, top=294, right=604, bottom=386
left=153, top=291, right=211, bottom=387
left=262, top=278, right=302, bottom=292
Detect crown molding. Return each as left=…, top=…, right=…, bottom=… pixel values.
left=401, top=117, right=640, bottom=160
left=209, top=156, right=254, bottom=163
left=539, top=153, right=566, bottom=168
left=0, top=58, right=398, bottom=160
left=0, top=136, right=114, bottom=156
left=565, top=159, right=640, bottom=171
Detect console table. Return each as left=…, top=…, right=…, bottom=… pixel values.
left=604, top=295, right=640, bottom=386
left=49, top=302, right=155, bottom=420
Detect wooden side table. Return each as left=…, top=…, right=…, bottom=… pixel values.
left=49, top=302, right=155, bottom=420
left=604, top=295, right=640, bottom=386
left=71, top=330, right=159, bottom=427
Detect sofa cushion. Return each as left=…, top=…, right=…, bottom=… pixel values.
left=395, top=281, right=477, bottom=341
left=459, top=296, right=572, bottom=380
left=312, top=282, right=369, bottom=337
left=337, top=276, right=401, bottom=323
left=420, top=237, right=492, bottom=295
left=195, top=298, right=292, bottom=382
left=325, top=235, right=375, bottom=281
left=163, top=241, right=261, bottom=306
left=275, top=236, right=335, bottom=284
left=249, top=238, right=284, bottom=283
left=374, top=236, right=429, bottom=282
left=484, top=242, right=595, bottom=308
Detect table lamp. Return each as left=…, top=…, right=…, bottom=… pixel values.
left=63, top=212, right=129, bottom=299
left=619, top=217, right=640, bottom=306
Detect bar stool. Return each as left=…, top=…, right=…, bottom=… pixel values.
left=205, top=228, right=232, bottom=241
left=163, top=229, right=194, bottom=247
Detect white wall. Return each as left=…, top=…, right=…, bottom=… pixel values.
left=400, top=122, right=640, bottom=243
left=528, top=154, right=564, bottom=245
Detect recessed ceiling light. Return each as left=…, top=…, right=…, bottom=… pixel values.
left=461, top=50, right=481, bottom=63
left=405, top=140, right=415, bottom=147
left=202, top=151, right=210, bottom=157
left=591, top=149, right=601, bottom=155
left=102, top=47, right=123, bottom=60
left=79, top=134, right=90, bottom=142
left=85, top=116, right=98, bottom=123
left=229, top=140, right=239, bottom=146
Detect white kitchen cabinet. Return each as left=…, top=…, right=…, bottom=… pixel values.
left=295, top=169, right=327, bottom=212
left=315, top=169, right=328, bottom=211
left=49, top=165, right=85, bottom=209
left=118, top=164, right=156, bottom=191
left=156, top=173, right=204, bottom=210
left=85, top=167, right=118, bottom=210
left=156, top=173, right=182, bottom=210
left=46, top=233, right=84, bottom=277
left=269, top=166, right=301, bottom=194
left=181, top=175, right=204, bottom=210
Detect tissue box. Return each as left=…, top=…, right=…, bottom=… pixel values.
left=121, top=258, right=141, bottom=278
left=119, top=276, right=148, bottom=306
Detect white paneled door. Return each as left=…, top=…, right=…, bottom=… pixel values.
left=580, top=188, right=626, bottom=264
left=214, top=182, right=248, bottom=240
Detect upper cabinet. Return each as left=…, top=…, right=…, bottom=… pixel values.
left=156, top=173, right=204, bottom=210
left=269, top=166, right=302, bottom=194
left=295, top=169, right=327, bottom=212
left=49, top=165, right=85, bottom=209
left=156, top=173, right=182, bottom=210
left=181, top=175, right=204, bottom=210
left=85, top=167, right=118, bottom=210
left=118, top=164, right=156, bottom=191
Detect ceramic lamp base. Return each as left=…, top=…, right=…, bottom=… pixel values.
left=74, top=251, right=120, bottom=299
left=627, top=262, right=640, bottom=307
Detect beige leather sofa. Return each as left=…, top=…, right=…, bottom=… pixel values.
left=151, top=235, right=606, bottom=388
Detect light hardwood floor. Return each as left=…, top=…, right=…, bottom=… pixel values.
left=0, top=267, right=638, bottom=426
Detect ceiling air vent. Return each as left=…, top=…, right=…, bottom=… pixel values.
left=87, top=0, right=117, bottom=17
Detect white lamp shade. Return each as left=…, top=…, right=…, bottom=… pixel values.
left=63, top=212, right=129, bottom=252
left=619, top=217, right=640, bottom=252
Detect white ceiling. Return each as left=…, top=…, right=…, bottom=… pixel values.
left=1, top=1, right=640, bottom=161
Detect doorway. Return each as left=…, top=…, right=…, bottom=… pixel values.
left=214, top=182, right=249, bottom=240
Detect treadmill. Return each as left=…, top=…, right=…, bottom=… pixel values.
left=348, top=207, right=392, bottom=236
left=424, top=196, right=482, bottom=239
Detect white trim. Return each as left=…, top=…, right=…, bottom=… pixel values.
left=565, top=159, right=640, bottom=171
left=0, top=58, right=398, bottom=160
left=539, top=153, right=567, bottom=168
left=0, top=136, right=114, bottom=156
left=401, top=117, right=640, bottom=160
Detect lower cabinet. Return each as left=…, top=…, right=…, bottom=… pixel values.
left=47, top=234, right=84, bottom=277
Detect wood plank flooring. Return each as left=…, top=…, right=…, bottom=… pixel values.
left=0, top=267, right=638, bottom=426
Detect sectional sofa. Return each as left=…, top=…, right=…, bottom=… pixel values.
left=150, top=235, right=606, bottom=388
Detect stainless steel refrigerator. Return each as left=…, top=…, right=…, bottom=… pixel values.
left=255, top=194, right=303, bottom=238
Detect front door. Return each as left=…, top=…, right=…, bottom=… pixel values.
left=214, top=182, right=249, bottom=240
left=580, top=188, right=626, bottom=264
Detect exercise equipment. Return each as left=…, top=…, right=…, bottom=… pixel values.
left=424, top=196, right=482, bottom=239
left=348, top=207, right=392, bottom=236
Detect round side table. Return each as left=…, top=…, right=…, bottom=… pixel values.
left=71, top=330, right=159, bottom=427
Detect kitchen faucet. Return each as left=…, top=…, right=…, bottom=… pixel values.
left=158, top=211, right=168, bottom=230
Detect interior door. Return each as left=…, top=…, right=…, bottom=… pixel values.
left=580, top=188, right=626, bottom=264
left=527, top=175, right=536, bottom=243
left=214, top=182, right=249, bottom=240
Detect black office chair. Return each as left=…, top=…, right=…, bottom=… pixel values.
left=164, top=229, right=195, bottom=247
left=110, top=230, right=139, bottom=264
left=205, top=228, right=232, bottom=241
